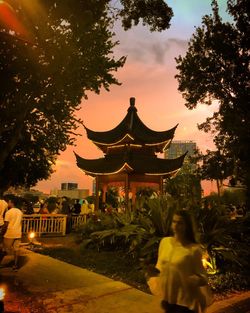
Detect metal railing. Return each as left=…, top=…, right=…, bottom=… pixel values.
left=71, top=214, right=87, bottom=230
left=22, top=214, right=88, bottom=236
left=22, top=214, right=67, bottom=236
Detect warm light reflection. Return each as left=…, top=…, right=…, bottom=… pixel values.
left=0, top=1, right=29, bottom=38
left=145, top=169, right=179, bottom=176
left=202, top=257, right=209, bottom=269
left=83, top=162, right=134, bottom=176
left=29, top=232, right=35, bottom=240
left=93, top=133, right=135, bottom=146
left=0, top=287, right=5, bottom=301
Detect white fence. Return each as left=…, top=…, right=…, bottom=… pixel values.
left=71, top=214, right=87, bottom=230
left=22, top=214, right=67, bottom=236
left=22, top=214, right=88, bottom=237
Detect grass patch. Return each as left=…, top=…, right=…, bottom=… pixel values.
left=39, top=246, right=149, bottom=293
left=37, top=237, right=250, bottom=297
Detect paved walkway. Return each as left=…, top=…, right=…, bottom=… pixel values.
left=0, top=249, right=249, bottom=313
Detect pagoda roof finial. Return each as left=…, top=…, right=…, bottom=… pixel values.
left=130, top=97, right=135, bottom=107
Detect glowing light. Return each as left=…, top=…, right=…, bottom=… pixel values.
left=83, top=162, right=134, bottom=176
left=92, top=133, right=135, bottom=146
left=145, top=139, right=171, bottom=147
left=202, top=258, right=209, bottom=269
left=0, top=287, right=5, bottom=301
left=202, top=253, right=217, bottom=274
left=29, top=232, right=35, bottom=239
left=145, top=169, right=179, bottom=176
left=107, top=143, right=143, bottom=150
left=0, top=1, right=29, bottom=38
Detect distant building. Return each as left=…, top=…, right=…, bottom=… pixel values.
left=61, top=182, right=78, bottom=190
left=50, top=182, right=89, bottom=199
left=164, top=140, right=196, bottom=159
left=164, top=140, right=197, bottom=173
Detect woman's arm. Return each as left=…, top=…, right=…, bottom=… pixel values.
left=189, top=247, right=208, bottom=287
left=155, top=237, right=165, bottom=271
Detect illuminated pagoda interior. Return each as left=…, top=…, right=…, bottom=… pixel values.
left=75, top=98, right=186, bottom=210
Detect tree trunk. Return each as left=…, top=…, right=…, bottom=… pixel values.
left=216, top=179, right=221, bottom=198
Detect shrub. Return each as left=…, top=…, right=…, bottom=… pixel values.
left=79, top=197, right=250, bottom=276
left=195, top=206, right=250, bottom=273
left=209, top=272, right=250, bottom=293
left=79, top=196, right=176, bottom=263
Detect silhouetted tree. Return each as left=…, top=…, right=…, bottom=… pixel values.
left=176, top=0, right=250, bottom=208
left=0, top=0, right=173, bottom=194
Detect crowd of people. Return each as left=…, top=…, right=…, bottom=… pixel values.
left=28, top=197, right=94, bottom=216
left=0, top=196, right=95, bottom=270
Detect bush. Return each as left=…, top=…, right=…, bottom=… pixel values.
left=195, top=207, right=250, bottom=273
left=79, top=197, right=250, bottom=277
left=209, top=272, right=250, bottom=293
left=80, top=212, right=116, bottom=238
left=79, top=196, right=176, bottom=263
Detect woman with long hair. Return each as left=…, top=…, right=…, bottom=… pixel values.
left=152, top=209, right=212, bottom=313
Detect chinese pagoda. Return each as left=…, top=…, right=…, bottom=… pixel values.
left=75, top=98, right=186, bottom=210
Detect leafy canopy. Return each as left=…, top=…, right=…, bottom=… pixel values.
left=0, top=0, right=173, bottom=193
left=175, top=0, right=250, bottom=206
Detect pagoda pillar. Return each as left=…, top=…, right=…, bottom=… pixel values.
left=102, top=184, right=107, bottom=203
left=160, top=176, right=164, bottom=195
left=125, top=174, right=129, bottom=210
left=95, top=176, right=100, bottom=211
left=131, top=184, right=137, bottom=207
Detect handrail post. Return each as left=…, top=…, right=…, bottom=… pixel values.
left=62, top=215, right=67, bottom=236
left=38, top=215, right=42, bottom=237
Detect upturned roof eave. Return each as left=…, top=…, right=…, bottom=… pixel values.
left=83, top=99, right=178, bottom=146
left=74, top=152, right=187, bottom=177
left=84, top=125, right=178, bottom=149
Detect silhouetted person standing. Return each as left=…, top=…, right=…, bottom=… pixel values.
left=1, top=198, right=23, bottom=270
left=73, top=200, right=81, bottom=214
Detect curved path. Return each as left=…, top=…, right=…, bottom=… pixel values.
left=0, top=249, right=249, bottom=313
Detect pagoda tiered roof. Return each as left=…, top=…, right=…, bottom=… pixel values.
left=75, top=151, right=187, bottom=177
left=76, top=97, right=186, bottom=179
left=84, top=98, right=178, bottom=153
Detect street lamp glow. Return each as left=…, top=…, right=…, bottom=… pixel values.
left=29, top=232, right=35, bottom=240
left=0, top=287, right=5, bottom=301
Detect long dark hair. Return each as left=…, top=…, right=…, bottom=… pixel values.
left=173, top=209, right=197, bottom=244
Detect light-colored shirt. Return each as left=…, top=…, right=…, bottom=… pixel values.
left=0, top=200, right=8, bottom=226
left=156, top=237, right=212, bottom=313
left=4, top=207, right=23, bottom=238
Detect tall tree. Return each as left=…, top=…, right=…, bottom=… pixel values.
left=175, top=0, right=250, bottom=208
left=194, top=149, right=233, bottom=197
left=0, top=0, right=173, bottom=193
left=165, top=173, right=202, bottom=209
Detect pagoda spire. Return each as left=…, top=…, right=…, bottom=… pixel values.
left=128, top=97, right=136, bottom=130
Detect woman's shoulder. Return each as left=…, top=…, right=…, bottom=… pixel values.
left=159, top=236, right=173, bottom=246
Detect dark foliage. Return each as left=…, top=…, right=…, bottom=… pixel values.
left=0, top=0, right=173, bottom=193
left=176, top=0, right=250, bottom=208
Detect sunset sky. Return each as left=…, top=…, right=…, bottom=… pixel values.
left=36, top=0, right=229, bottom=195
